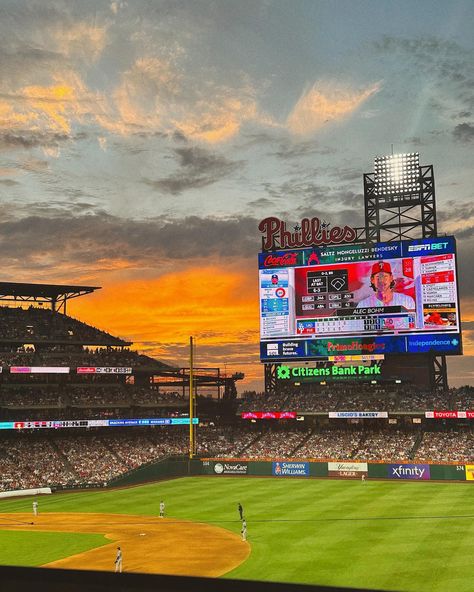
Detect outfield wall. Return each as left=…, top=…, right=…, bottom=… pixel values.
left=110, top=458, right=472, bottom=487
left=201, top=459, right=469, bottom=481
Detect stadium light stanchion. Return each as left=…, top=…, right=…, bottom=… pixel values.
left=189, top=336, right=194, bottom=459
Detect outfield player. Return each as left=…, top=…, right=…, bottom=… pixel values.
left=32, top=500, right=38, bottom=516
left=241, top=519, right=247, bottom=541
left=159, top=500, right=165, bottom=518
left=115, top=546, right=122, bottom=573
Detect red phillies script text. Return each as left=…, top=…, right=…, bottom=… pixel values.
left=259, top=216, right=357, bottom=250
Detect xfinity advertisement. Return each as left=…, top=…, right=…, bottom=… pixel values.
left=388, top=464, right=431, bottom=480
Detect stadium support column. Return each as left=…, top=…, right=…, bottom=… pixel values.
left=430, top=355, right=448, bottom=391
left=264, top=363, right=277, bottom=394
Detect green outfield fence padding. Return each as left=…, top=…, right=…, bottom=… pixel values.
left=368, top=463, right=388, bottom=478
left=247, top=461, right=273, bottom=476
left=430, top=464, right=466, bottom=481
left=109, top=459, right=469, bottom=488
left=310, top=462, right=328, bottom=477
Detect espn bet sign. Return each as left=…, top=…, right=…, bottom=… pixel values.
left=276, top=364, right=381, bottom=382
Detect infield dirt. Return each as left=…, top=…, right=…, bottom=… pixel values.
left=0, top=513, right=250, bottom=576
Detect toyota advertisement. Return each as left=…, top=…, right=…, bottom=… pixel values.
left=259, top=237, right=461, bottom=361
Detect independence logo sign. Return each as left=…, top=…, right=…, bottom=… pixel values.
left=272, top=462, right=309, bottom=477
left=388, top=464, right=430, bottom=480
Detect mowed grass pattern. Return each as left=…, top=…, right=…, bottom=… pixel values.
left=1, top=477, right=474, bottom=591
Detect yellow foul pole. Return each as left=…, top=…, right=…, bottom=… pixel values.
left=189, top=336, right=194, bottom=459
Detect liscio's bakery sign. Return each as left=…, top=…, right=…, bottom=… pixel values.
left=259, top=216, right=357, bottom=251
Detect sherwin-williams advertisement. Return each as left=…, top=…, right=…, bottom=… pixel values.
left=272, top=462, right=309, bottom=476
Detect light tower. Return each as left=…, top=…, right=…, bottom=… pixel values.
left=363, top=152, right=446, bottom=389
left=364, top=152, right=437, bottom=242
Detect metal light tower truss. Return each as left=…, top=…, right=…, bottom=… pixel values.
left=264, top=364, right=277, bottom=394
left=364, top=154, right=444, bottom=388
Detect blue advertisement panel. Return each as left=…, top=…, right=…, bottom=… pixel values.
left=272, top=461, right=309, bottom=477
left=261, top=333, right=462, bottom=361
left=388, top=464, right=431, bottom=480
left=259, top=236, right=461, bottom=361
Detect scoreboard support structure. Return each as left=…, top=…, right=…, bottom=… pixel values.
left=261, top=154, right=456, bottom=393
left=430, top=355, right=448, bottom=391
left=363, top=158, right=447, bottom=391
left=264, top=364, right=278, bottom=394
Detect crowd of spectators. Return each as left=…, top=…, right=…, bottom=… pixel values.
left=0, top=346, right=162, bottom=369
left=0, top=425, right=473, bottom=492
left=414, top=430, right=473, bottom=463
left=0, top=306, right=125, bottom=344
left=196, top=426, right=259, bottom=457
left=0, top=385, right=186, bottom=410
left=238, top=386, right=462, bottom=413
left=352, top=430, right=417, bottom=461
left=296, top=430, right=362, bottom=460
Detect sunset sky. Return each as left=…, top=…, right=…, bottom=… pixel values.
left=0, top=0, right=473, bottom=390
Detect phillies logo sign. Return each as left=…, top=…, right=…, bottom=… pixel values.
left=259, top=216, right=357, bottom=250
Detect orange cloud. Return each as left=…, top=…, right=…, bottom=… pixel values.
left=0, top=73, right=103, bottom=140
left=68, top=264, right=260, bottom=363
left=287, top=81, right=381, bottom=135
left=101, top=55, right=263, bottom=142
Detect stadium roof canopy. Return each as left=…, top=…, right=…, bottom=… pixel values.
left=0, top=282, right=100, bottom=312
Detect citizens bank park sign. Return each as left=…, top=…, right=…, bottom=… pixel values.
left=259, top=216, right=357, bottom=251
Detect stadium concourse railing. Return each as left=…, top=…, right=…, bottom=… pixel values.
left=106, top=456, right=472, bottom=488
left=0, top=565, right=382, bottom=592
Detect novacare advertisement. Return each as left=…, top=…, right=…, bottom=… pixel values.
left=272, top=462, right=309, bottom=477
left=388, top=464, right=430, bottom=480
left=213, top=462, right=248, bottom=475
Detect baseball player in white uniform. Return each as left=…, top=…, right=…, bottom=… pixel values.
left=115, top=546, right=123, bottom=573
left=159, top=500, right=165, bottom=518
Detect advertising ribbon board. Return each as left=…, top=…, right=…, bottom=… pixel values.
left=213, top=462, right=248, bottom=475
left=329, top=411, right=388, bottom=419
left=328, top=462, right=368, bottom=479
left=388, top=464, right=430, bottom=480
left=465, top=465, right=474, bottom=481
left=272, top=462, right=309, bottom=477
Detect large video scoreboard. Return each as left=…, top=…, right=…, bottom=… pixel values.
left=259, top=236, right=462, bottom=361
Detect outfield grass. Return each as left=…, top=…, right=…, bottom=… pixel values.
left=1, top=477, right=474, bottom=591
left=0, top=530, right=108, bottom=566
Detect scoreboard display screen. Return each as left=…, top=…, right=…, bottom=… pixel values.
left=259, top=237, right=462, bottom=361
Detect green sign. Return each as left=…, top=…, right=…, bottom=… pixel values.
left=276, top=364, right=381, bottom=382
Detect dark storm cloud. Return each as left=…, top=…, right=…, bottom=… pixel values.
left=263, top=178, right=363, bottom=211
left=0, top=213, right=260, bottom=267
left=271, top=140, right=335, bottom=160
left=0, top=132, right=70, bottom=150
left=143, top=146, right=242, bottom=195
left=246, top=197, right=275, bottom=209
left=453, top=123, right=474, bottom=143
